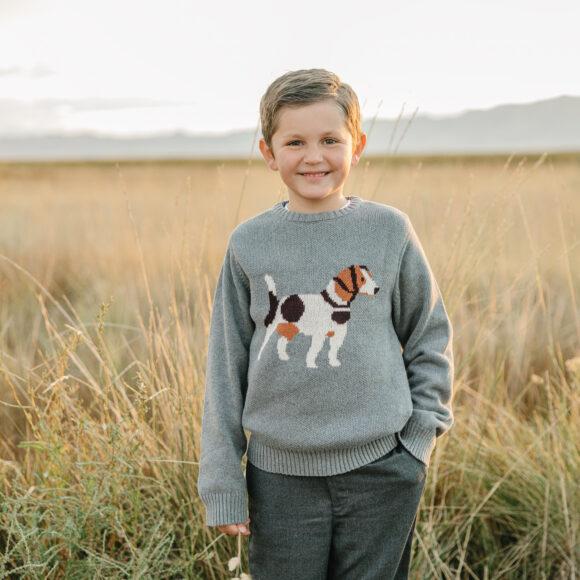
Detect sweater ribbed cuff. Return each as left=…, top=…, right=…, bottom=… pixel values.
left=201, top=492, right=248, bottom=527
left=398, top=418, right=436, bottom=467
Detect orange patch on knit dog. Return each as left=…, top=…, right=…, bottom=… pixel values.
left=326, top=331, right=335, bottom=337
left=277, top=322, right=299, bottom=340
left=334, top=267, right=355, bottom=302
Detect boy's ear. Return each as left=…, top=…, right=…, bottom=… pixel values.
left=259, top=139, right=278, bottom=171
left=351, top=133, right=367, bottom=167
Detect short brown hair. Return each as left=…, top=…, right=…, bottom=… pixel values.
left=260, top=69, right=361, bottom=148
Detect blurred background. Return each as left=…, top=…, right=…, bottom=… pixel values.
left=1, top=0, right=579, bottom=159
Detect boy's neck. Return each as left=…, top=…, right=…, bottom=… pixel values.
left=286, top=194, right=350, bottom=214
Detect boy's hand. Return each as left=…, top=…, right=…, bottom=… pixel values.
left=217, top=518, right=251, bottom=536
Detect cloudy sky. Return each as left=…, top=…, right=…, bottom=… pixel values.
left=1, top=0, right=578, bottom=136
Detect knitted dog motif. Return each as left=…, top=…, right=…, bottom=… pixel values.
left=257, top=265, right=380, bottom=368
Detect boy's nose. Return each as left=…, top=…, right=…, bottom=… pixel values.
left=303, top=145, right=323, bottom=163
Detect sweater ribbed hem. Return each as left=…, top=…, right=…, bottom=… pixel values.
left=201, top=492, right=248, bottom=527
left=272, top=195, right=362, bottom=222
left=247, top=433, right=398, bottom=476
left=398, top=418, right=437, bottom=467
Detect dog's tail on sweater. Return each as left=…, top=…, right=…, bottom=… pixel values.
left=264, top=274, right=276, bottom=299
left=258, top=274, right=279, bottom=360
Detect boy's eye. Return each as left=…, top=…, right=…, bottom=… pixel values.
left=287, top=140, right=302, bottom=147
left=324, top=138, right=338, bottom=145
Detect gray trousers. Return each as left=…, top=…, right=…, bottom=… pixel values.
left=246, top=443, right=427, bottom=580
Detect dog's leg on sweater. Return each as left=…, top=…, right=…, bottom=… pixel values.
left=327, top=324, right=347, bottom=367
left=277, top=336, right=290, bottom=361
left=306, top=333, right=326, bottom=369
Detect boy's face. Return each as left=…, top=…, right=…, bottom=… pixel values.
left=259, top=100, right=366, bottom=212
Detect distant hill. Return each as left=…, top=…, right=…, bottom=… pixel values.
left=0, top=95, right=578, bottom=161
left=364, top=95, right=580, bottom=155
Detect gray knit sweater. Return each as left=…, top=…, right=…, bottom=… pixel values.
left=198, top=195, right=453, bottom=526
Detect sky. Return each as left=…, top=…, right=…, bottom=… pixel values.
left=1, top=0, right=579, bottom=137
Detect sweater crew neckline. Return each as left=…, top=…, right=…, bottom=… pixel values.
left=272, top=196, right=362, bottom=222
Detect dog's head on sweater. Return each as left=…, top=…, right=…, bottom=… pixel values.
left=332, top=265, right=380, bottom=303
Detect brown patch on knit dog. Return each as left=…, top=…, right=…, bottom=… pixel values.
left=333, top=268, right=355, bottom=302
left=333, top=265, right=367, bottom=302
left=277, top=322, right=300, bottom=340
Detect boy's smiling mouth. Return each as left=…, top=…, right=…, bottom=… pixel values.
left=299, top=171, right=329, bottom=177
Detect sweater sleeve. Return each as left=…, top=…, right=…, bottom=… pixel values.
left=197, top=242, right=255, bottom=526
left=392, top=218, right=454, bottom=466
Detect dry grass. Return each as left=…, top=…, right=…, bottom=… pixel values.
left=0, top=154, right=579, bottom=578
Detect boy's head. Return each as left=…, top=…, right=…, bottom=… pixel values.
left=260, top=69, right=362, bottom=150
left=258, top=69, right=366, bottom=212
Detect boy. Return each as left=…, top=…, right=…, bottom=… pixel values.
left=198, top=69, right=453, bottom=579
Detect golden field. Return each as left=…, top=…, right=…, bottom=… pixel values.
left=0, top=154, right=579, bottom=578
